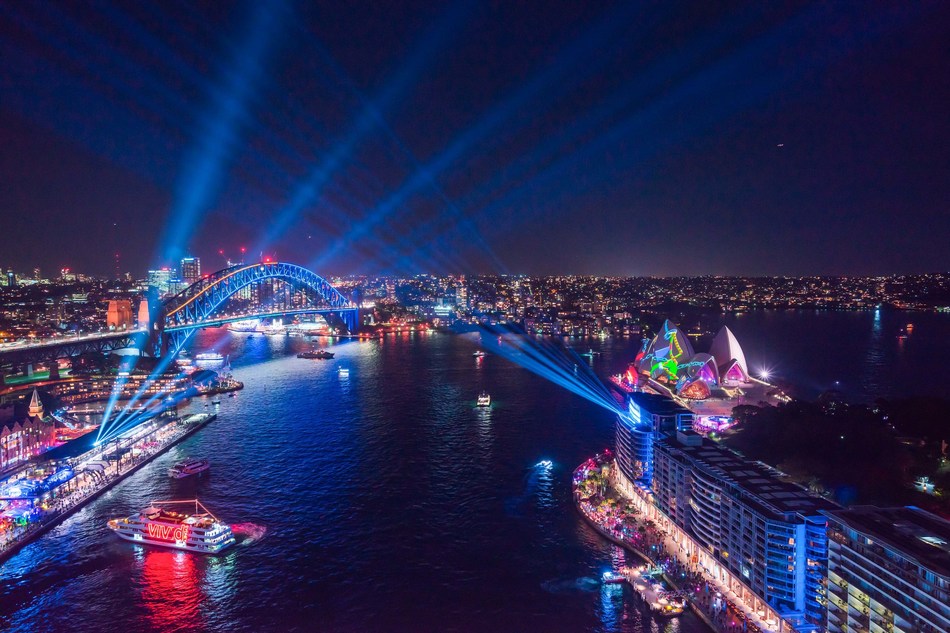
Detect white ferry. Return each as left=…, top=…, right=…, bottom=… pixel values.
left=476, top=391, right=491, bottom=407
left=338, top=366, right=350, bottom=377
left=195, top=352, right=224, bottom=362
left=227, top=319, right=260, bottom=333
left=168, top=459, right=210, bottom=479
left=108, top=500, right=235, bottom=554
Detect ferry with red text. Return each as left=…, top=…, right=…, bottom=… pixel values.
left=107, top=500, right=235, bottom=554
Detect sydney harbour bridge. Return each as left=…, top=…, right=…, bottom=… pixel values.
left=0, top=262, right=358, bottom=375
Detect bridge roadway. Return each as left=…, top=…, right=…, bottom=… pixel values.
left=0, top=308, right=347, bottom=368
left=0, top=330, right=148, bottom=369
left=0, top=262, right=358, bottom=369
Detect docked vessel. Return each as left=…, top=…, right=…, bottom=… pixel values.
left=107, top=500, right=235, bottom=554
left=195, top=352, right=224, bottom=362
left=227, top=319, right=261, bottom=333
left=626, top=566, right=687, bottom=617
left=297, top=349, right=334, bottom=359
left=476, top=391, right=491, bottom=407
left=168, top=459, right=210, bottom=479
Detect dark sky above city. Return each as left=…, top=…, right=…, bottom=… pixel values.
left=1, top=1, right=948, bottom=278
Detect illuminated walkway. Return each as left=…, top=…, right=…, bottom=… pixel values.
left=574, top=454, right=780, bottom=633
left=0, top=413, right=216, bottom=563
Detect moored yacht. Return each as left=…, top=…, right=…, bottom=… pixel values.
left=107, top=500, right=235, bottom=554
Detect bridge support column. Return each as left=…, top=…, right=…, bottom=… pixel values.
left=25, top=364, right=33, bottom=378
left=48, top=363, right=60, bottom=380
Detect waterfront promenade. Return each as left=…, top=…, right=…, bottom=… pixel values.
left=0, top=412, right=216, bottom=564
left=574, top=454, right=774, bottom=633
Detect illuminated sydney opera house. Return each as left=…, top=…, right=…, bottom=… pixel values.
left=625, top=320, right=754, bottom=401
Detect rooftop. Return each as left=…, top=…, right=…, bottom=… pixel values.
left=822, top=506, right=950, bottom=579
left=628, top=392, right=693, bottom=417
left=658, top=435, right=838, bottom=519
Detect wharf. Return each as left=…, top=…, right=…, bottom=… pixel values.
left=0, top=413, right=216, bottom=565
left=573, top=458, right=724, bottom=633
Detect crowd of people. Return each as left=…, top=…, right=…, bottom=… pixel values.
left=0, top=415, right=198, bottom=558
left=574, top=455, right=768, bottom=633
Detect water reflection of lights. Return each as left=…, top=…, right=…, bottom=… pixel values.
left=534, top=459, right=555, bottom=510
left=140, top=549, right=205, bottom=630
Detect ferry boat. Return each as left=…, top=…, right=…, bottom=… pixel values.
left=602, top=571, right=626, bottom=585
left=195, top=352, right=224, bottom=362
left=472, top=350, right=486, bottom=357
left=338, top=366, right=350, bottom=377
left=297, top=349, right=334, bottom=359
left=107, top=500, right=235, bottom=554
left=168, top=459, right=210, bottom=479
left=476, top=391, right=491, bottom=407
left=227, top=319, right=261, bottom=333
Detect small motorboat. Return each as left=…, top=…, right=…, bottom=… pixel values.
left=602, top=571, right=626, bottom=585
left=472, top=350, right=486, bottom=357
left=338, top=367, right=350, bottom=377
left=476, top=391, right=491, bottom=407
left=168, top=459, right=210, bottom=479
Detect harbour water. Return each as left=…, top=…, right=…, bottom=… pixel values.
left=1, top=311, right=948, bottom=632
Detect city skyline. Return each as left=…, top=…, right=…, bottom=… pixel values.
left=2, top=2, right=949, bottom=278
left=3, top=4, right=950, bottom=632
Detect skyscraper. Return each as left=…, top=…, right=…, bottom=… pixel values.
left=180, top=257, right=201, bottom=285
left=147, top=268, right=174, bottom=296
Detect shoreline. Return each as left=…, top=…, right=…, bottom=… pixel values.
left=573, top=457, right=739, bottom=633
left=0, top=413, right=216, bottom=566
left=573, top=490, right=720, bottom=632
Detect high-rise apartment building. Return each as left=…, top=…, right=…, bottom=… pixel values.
left=823, top=506, right=950, bottom=633
left=615, top=393, right=834, bottom=632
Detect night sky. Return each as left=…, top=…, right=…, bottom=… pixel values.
left=1, top=1, right=948, bottom=277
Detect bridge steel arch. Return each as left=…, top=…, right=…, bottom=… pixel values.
left=160, top=262, right=357, bottom=351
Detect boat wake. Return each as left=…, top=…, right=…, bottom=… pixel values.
left=231, top=522, right=267, bottom=546
left=541, top=576, right=601, bottom=594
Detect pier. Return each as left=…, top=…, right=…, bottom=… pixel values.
left=0, top=412, right=217, bottom=565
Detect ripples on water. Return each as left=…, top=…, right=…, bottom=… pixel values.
left=3, top=312, right=946, bottom=632
left=0, top=330, right=709, bottom=633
